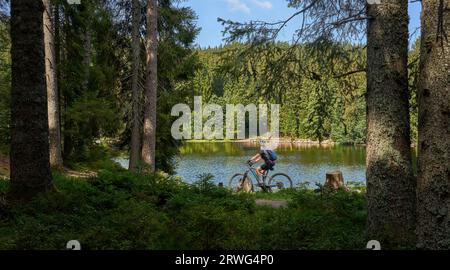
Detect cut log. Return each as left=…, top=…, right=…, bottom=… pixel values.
left=237, top=177, right=253, bottom=193
left=324, top=170, right=348, bottom=191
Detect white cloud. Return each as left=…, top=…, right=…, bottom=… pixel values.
left=225, top=0, right=251, bottom=14
left=252, top=0, right=273, bottom=10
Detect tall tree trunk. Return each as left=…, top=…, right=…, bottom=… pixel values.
left=54, top=2, right=61, bottom=131
left=44, top=0, right=63, bottom=168
left=417, top=0, right=450, bottom=250
left=366, top=0, right=416, bottom=247
left=62, top=6, right=73, bottom=161
left=141, top=0, right=157, bottom=172
left=82, top=11, right=91, bottom=93
left=54, top=2, right=63, bottom=158
left=9, top=0, right=53, bottom=199
left=129, top=0, right=142, bottom=171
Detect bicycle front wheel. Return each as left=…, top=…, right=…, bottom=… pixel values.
left=268, top=173, right=293, bottom=192
left=229, top=173, right=253, bottom=193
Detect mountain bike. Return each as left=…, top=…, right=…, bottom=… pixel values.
left=229, top=161, right=293, bottom=192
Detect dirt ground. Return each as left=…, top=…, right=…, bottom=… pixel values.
left=255, top=199, right=288, bottom=208
left=0, top=154, right=97, bottom=179
left=0, top=154, right=9, bottom=178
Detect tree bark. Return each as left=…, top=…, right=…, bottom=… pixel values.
left=54, top=2, right=62, bottom=154
left=129, top=0, right=142, bottom=171
left=366, top=0, right=416, bottom=247
left=10, top=0, right=53, bottom=199
left=61, top=5, right=73, bottom=161
left=417, top=0, right=450, bottom=250
left=141, top=0, right=157, bottom=172
left=82, top=7, right=91, bottom=93
left=44, top=0, right=63, bottom=168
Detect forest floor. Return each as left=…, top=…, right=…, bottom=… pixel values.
left=0, top=153, right=8, bottom=179
left=63, top=168, right=97, bottom=178
left=255, top=199, right=289, bottom=208
left=0, top=152, right=98, bottom=179
left=0, top=146, right=371, bottom=250
left=0, top=163, right=368, bottom=250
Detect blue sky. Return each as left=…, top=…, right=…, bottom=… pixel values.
left=180, top=0, right=422, bottom=48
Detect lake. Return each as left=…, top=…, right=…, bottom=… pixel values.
left=174, top=142, right=367, bottom=186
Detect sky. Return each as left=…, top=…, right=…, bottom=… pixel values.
left=180, top=0, right=422, bottom=48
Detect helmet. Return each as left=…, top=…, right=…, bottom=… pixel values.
left=258, top=135, right=278, bottom=151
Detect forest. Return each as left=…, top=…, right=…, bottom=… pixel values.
left=0, top=0, right=448, bottom=251
left=189, top=42, right=420, bottom=144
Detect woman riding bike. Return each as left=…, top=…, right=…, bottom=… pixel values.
left=248, top=139, right=278, bottom=177
left=229, top=137, right=292, bottom=192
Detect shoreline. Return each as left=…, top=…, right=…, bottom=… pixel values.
left=185, top=138, right=359, bottom=146
left=184, top=139, right=418, bottom=148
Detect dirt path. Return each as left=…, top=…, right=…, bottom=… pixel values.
left=0, top=154, right=9, bottom=179
left=0, top=154, right=97, bottom=179
left=63, top=169, right=98, bottom=178
left=255, top=199, right=288, bottom=209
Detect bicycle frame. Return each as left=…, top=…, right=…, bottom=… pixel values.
left=230, top=163, right=291, bottom=192
left=244, top=164, right=270, bottom=189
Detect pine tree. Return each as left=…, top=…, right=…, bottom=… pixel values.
left=44, top=0, right=63, bottom=168
left=141, top=0, right=158, bottom=171
left=365, top=0, right=416, bottom=246
left=417, top=0, right=450, bottom=249
left=9, top=0, right=53, bottom=199
left=129, top=0, right=142, bottom=171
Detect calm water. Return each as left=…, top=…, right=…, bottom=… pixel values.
left=174, top=142, right=367, bottom=186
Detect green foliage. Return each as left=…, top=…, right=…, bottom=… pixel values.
left=283, top=189, right=367, bottom=249
left=186, top=43, right=367, bottom=143
left=186, top=41, right=417, bottom=146
left=154, top=1, right=200, bottom=173
left=117, top=0, right=201, bottom=173
left=59, top=1, right=123, bottom=161
left=408, top=39, right=420, bottom=145
left=64, top=143, right=124, bottom=172
left=0, top=167, right=367, bottom=250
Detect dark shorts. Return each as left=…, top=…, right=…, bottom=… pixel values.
left=260, top=159, right=275, bottom=171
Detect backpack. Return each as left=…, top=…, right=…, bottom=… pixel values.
left=266, top=150, right=278, bottom=161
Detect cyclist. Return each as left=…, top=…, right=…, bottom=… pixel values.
left=248, top=139, right=278, bottom=176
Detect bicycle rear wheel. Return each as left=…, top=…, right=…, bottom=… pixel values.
left=229, top=173, right=253, bottom=193
left=268, top=173, right=293, bottom=192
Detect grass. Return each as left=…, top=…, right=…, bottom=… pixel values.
left=63, top=143, right=125, bottom=172
left=0, top=165, right=367, bottom=250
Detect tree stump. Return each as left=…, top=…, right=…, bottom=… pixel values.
left=237, top=177, right=253, bottom=193
left=324, top=170, right=348, bottom=191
